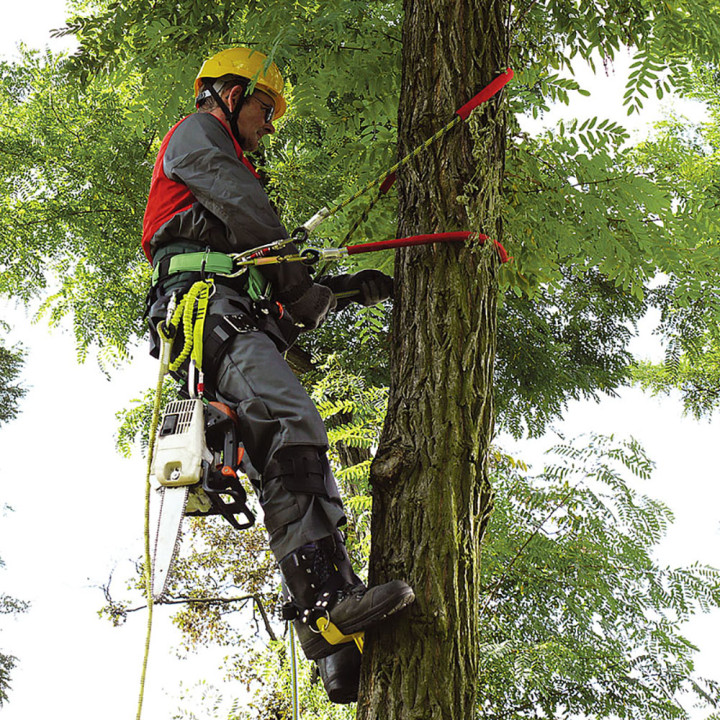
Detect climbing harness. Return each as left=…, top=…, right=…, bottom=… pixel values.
left=151, top=231, right=509, bottom=292
left=151, top=250, right=270, bottom=300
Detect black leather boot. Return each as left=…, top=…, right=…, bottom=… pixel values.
left=283, top=575, right=361, bottom=703
left=315, top=643, right=362, bottom=703
left=279, top=533, right=414, bottom=661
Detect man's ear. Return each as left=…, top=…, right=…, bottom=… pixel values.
left=227, top=84, right=246, bottom=112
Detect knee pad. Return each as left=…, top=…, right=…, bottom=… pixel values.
left=264, top=446, right=328, bottom=496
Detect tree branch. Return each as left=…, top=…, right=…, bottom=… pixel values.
left=123, top=593, right=278, bottom=641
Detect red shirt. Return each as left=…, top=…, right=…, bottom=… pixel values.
left=141, top=115, right=259, bottom=262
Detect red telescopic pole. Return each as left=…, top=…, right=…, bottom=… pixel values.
left=345, top=232, right=509, bottom=263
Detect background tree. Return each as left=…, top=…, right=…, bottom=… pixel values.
left=0, top=323, right=26, bottom=426
left=110, top=379, right=720, bottom=719
left=0, top=329, right=28, bottom=707
left=479, top=437, right=720, bottom=720
left=0, top=506, right=30, bottom=707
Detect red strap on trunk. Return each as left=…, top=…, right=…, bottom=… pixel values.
left=455, top=69, right=514, bottom=121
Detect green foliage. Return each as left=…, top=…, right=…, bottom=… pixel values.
left=478, top=435, right=720, bottom=719
left=115, top=376, right=179, bottom=456
left=497, top=0, right=720, bottom=434
left=222, top=637, right=355, bottom=720
left=0, top=506, right=30, bottom=707
left=496, top=57, right=720, bottom=433
left=509, top=0, right=720, bottom=117
left=0, top=50, right=151, bottom=367
left=310, top=356, right=387, bottom=557
left=618, top=69, right=720, bottom=418
left=503, top=109, right=682, bottom=301
left=634, top=344, right=720, bottom=420
left=496, top=271, right=643, bottom=437
left=300, top=300, right=393, bottom=389
left=496, top=112, right=676, bottom=435
left=0, top=323, right=26, bottom=426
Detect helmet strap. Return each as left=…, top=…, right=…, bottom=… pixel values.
left=204, top=79, right=249, bottom=146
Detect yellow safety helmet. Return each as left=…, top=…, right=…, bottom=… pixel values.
left=194, top=47, right=287, bottom=119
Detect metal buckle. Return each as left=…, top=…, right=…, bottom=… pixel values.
left=223, top=315, right=254, bottom=334
left=307, top=608, right=331, bottom=635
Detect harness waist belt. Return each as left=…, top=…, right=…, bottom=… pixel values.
left=151, top=251, right=235, bottom=285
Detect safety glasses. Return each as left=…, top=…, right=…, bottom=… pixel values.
left=250, top=95, right=275, bottom=124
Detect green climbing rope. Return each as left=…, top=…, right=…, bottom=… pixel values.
left=136, top=327, right=172, bottom=720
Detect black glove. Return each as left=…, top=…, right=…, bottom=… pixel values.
left=320, top=269, right=393, bottom=309
left=349, top=269, right=394, bottom=306
left=286, top=283, right=337, bottom=330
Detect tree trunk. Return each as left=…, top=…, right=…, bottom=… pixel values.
left=356, top=1, right=508, bottom=718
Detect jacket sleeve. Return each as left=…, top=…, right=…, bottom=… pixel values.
left=163, top=113, right=312, bottom=302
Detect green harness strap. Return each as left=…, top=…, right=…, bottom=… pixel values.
left=151, top=250, right=269, bottom=302
left=151, top=251, right=232, bottom=284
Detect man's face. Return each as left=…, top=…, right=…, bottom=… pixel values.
left=233, top=89, right=276, bottom=151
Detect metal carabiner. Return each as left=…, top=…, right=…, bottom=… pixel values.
left=300, top=248, right=321, bottom=266
left=231, top=236, right=295, bottom=264
left=306, top=608, right=331, bottom=635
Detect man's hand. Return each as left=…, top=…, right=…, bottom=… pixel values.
left=343, top=270, right=394, bottom=306
left=287, top=283, right=337, bottom=330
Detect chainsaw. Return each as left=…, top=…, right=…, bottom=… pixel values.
left=151, top=398, right=255, bottom=601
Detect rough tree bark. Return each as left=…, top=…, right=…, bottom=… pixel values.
left=356, top=1, right=509, bottom=718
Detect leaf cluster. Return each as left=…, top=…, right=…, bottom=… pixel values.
left=0, top=50, right=152, bottom=366
left=0, top=506, right=30, bottom=707
left=496, top=269, right=643, bottom=437
left=0, top=323, right=27, bottom=427
left=509, top=0, right=720, bottom=119
left=478, top=434, right=720, bottom=719
left=621, top=68, right=720, bottom=417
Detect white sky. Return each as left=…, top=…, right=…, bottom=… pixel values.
left=0, top=3, right=718, bottom=720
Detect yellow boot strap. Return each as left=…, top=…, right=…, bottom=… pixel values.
left=314, top=616, right=364, bottom=653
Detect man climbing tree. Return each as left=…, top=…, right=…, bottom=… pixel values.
left=143, top=46, right=414, bottom=703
